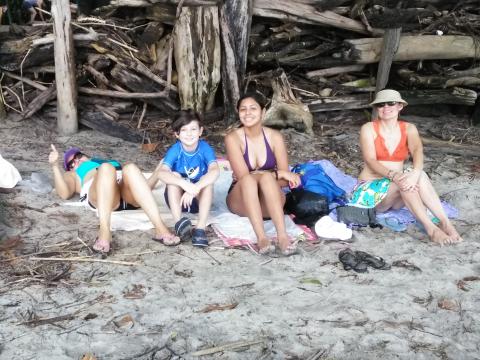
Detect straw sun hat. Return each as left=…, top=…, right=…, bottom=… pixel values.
left=369, top=89, right=408, bottom=106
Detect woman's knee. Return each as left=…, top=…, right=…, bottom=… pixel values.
left=418, top=170, right=431, bottom=184
left=238, top=173, right=257, bottom=187
left=122, top=162, right=140, bottom=176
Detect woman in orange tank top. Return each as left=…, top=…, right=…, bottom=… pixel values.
left=356, top=89, right=462, bottom=245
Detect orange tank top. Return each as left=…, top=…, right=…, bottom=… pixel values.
left=373, top=120, right=409, bottom=162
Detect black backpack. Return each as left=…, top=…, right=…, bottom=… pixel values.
left=284, top=189, right=329, bottom=228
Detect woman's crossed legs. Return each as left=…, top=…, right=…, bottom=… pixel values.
left=377, top=171, right=462, bottom=245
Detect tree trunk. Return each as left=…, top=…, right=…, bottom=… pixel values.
left=52, top=0, right=78, bottom=135
left=173, top=6, right=221, bottom=112
left=220, top=0, right=252, bottom=125
left=344, top=35, right=479, bottom=64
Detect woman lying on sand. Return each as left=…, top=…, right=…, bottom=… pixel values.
left=224, top=93, right=302, bottom=256
left=48, top=144, right=180, bottom=254
left=353, top=89, right=462, bottom=245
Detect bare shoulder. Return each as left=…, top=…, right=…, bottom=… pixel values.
left=360, top=121, right=375, bottom=138
left=224, top=127, right=242, bottom=142
left=224, top=128, right=243, bottom=150
left=405, top=122, right=420, bottom=137
left=360, top=121, right=374, bottom=132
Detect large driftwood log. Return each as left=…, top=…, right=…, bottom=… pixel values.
left=0, top=43, right=54, bottom=72
left=52, top=0, right=78, bottom=135
left=80, top=111, right=143, bottom=143
left=110, top=64, right=178, bottom=114
left=173, top=6, right=221, bottom=112
left=220, top=0, right=252, bottom=125
left=307, top=88, right=478, bottom=113
left=306, top=64, right=365, bottom=79
left=21, top=86, right=57, bottom=120
left=344, top=35, right=480, bottom=64
left=397, top=68, right=480, bottom=89
left=263, top=69, right=313, bottom=134
left=109, top=0, right=220, bottom=7
left=253, top=0, right=380, bottom=35
left=375, top=28, right=401, bottom=92
left=0, top=96, right=6, bottom=120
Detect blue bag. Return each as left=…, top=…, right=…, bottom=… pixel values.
left=292, top=162, right=345, bottom=203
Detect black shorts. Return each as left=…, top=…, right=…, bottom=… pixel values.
left=88, top=199, right=140, bottom=212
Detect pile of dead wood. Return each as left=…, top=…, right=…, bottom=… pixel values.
left=1, top=0, right=480, bottom=142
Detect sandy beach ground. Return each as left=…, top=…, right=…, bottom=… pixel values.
left=1, top=113, right=479, bottom=360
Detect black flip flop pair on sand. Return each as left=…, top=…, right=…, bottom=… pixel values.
left=339, top=248, right=391, bottom=273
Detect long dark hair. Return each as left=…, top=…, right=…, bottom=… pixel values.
left=236, top=92, right=267, bottom=111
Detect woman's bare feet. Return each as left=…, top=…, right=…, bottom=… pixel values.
left=428, top=227, right=452, bottom=246
left=439, top=221, right=463, bottom=243
left=277, top=233, right=297, bottom=256
left=258, top=237, right=275, bottom=255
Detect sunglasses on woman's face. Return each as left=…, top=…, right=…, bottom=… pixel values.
left=67, top=152, right=83, bottom=170
left=375, top=101, right=398, bottom=108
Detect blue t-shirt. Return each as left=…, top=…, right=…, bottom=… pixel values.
left=163, top=140, right=216, bottom=183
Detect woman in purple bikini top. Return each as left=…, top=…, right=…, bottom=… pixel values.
left=224, top=92, right=301, bottom=256
left=242, top=129, right=277, bottom=171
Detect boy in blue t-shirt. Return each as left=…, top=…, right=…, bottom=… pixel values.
left=148, top=110, right=219, bottom=247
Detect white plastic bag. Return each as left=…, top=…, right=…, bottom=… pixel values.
left=0, top=154, right=22, bottom=188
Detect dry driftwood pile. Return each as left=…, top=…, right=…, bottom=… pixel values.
left=1, top=0, right=480, bottom=142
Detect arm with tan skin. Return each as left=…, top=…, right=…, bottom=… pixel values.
left=269, top=129, right=301, bottom=188
left=48, top=144, right=77, bottom=199
left=225, top=130, right=250, bottom=181
left=396, top=123, right=423, bottom=191
left=194, top=162, right=220, bottom=190
left=179, top=162, right=219, bottom=208
left=154, top=164, right=199, bottom=196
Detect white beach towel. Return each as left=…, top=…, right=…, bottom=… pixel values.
left=208, top=169, right=305, bottom=245
left=0, top=154, right=22, bottom=188
left=65, top=172, right=198, bottom=231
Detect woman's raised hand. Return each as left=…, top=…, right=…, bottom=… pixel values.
left=49, top=144, right=59, bottom=165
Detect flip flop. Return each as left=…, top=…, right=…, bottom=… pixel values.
left=338, top=248, right=368, bottom=273
left=152, top=234, right=181, bottom=246
left=92, top=238, right=111, bottom=258
left=354, top=250, right=391, bottom=270
left=377, top=217, right=407, bottom=232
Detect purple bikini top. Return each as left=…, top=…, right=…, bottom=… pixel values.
left=243, top=129, right=277, bottom=171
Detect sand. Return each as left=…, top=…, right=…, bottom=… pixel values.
left=0, top=114, right=479, bottom=360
